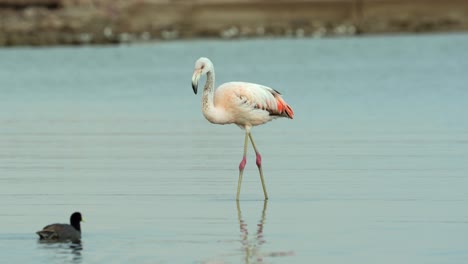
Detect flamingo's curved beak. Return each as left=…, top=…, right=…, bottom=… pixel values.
left=192, top=70, right=201, bottom=94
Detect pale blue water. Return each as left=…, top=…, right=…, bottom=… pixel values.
left=1, top=33, right=468, bottom=263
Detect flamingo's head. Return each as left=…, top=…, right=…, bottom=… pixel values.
left=192, top=57, right=213, bottom=94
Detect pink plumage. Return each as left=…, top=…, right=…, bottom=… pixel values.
left=191, top=57, right=294, bottom=200
left=215, top=82, right=294, bottom=123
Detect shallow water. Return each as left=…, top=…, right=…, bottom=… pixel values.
left=1, top=34, right=468, bottom=263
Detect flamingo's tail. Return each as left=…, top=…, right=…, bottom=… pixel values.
left=275, top=96, right=294, bottom=119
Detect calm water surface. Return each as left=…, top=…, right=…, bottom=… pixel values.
left=1, top=34, right=468, bottom=263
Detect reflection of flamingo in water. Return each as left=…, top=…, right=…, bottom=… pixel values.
left=237, top=200, right=268, bottom=263
left=192, top=57, right=294, bottom=200
left=236, top=201, right=293, bottom=263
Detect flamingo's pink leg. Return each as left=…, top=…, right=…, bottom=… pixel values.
left=237, top=132, right=249, bottom=200
left=249, top=133, right=268, bottom=200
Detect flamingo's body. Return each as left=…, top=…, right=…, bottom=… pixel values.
left=191, top=57, right=294, bottom=200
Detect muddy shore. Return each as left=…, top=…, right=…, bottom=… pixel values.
left=1, top=0, right=468, bottom=46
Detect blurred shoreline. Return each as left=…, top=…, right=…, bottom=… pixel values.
left=1, top=0, right=468, bottom=46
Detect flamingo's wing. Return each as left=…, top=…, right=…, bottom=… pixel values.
left=220, top=82, right=294, bottom=119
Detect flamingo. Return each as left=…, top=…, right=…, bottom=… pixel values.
left=191, top=57, right=294, bottom=200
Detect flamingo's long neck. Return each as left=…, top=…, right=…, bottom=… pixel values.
left=201, top=66, right=230, bottom=124
left=202, top=70, right=216, bottom=120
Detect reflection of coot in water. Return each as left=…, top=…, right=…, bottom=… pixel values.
left=38, top=238, right=83, bottom=264
left=36, top=212, right=83, bottom=243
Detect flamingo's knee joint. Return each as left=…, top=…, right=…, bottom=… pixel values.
left=239, top=156, right=247, bottom=170
left=256, top=153, right=262, bottom=167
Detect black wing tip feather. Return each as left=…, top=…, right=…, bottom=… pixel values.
left=272, top=88, right=281, bottom=95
